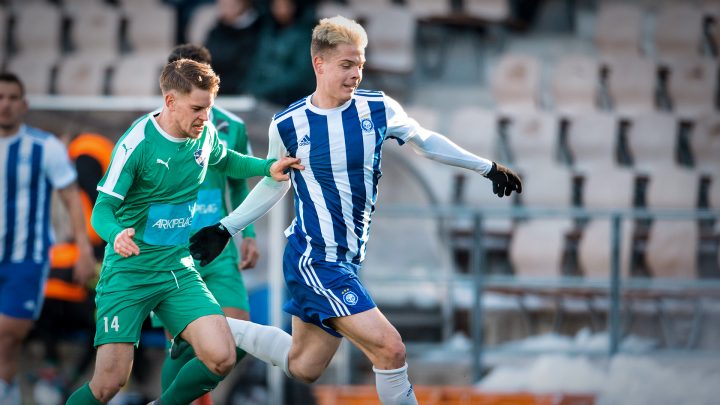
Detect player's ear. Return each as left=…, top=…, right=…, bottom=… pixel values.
left=313, top=54, right=324, bottom=75
left=164, top=92, right=175, bottom=110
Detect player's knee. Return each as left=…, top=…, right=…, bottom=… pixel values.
left=200, top=343, right=236, bottom=376
left=288, top=365, right=323, bottom=384
left=378, top=339, right=406, bottom=368
left=91, top=377, right=127, bottom=402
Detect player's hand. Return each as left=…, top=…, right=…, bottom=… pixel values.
left=485, top=162, right=522, bottom=197
left=190, top=222, right=231, bottom=266
left=269, top=157, right=304, bottom=181
left=73, top=242, right=97, bottom=285
left=239, top=237, right=260, bottom=270
left=114, top=228, right=140, bottom=258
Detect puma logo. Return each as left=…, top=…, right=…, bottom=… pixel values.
left=156, top=157, right=171, bottom=169
left=121, top=144, right=133, bottom=154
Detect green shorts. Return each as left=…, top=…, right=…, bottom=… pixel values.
left=94, top=265, right=223, bottom=347
left=149, top=252, right=250, bottom=328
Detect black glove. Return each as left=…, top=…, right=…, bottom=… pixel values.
left=485, top=162, right=522, bottom=197
left=189, top=222, right=231, bottom=266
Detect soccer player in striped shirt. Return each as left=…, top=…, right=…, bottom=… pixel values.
left=190, top=16, right=522, bottom=405
left=65, top=60, right=302, bottom=405
left=0, top=73, right=96, bottom=405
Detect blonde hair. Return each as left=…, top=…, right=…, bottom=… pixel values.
left=159, top=58, right=220, bottom=95
left=311, top=15, right=368, bottom=57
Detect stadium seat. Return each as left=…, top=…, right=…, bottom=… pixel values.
left=491, top=54, right=540, bottom=114
left=566, top=112, right=619, bottom=170
left=185, top=3, right=217, bottom=45
left=645, top=167, right=700, bottom=210
left=667, top=59, right=718, bottom=117
left=510, top=218, right=574, bottom=279
left=317, top=1, right=357, bottom=20
left=448, top=106, right=497, bottom=155
left=625, top=113, right=679, bottom=171
left=404, top=105, right=441, bottom=133
left=463, top=0, right=511, bottom=22
left=124, top=3, right=175, bottom=56
left=13, top=3, right=63, bottom=59
left=116, top=0, right=166, bottom=9
left=516, top=163, right=573, bottom=208
left=5, top=54, right=57, bottom=95
left=593, top=3, right=643, bottom=57
left=645, top=220, right=699, bottom=279
left=347, top=0, right=393, bottom=20
left=582, top=167, right=636, bottom=210
left=688, top=113, right=720, bottom=175
left=405, top=0, right=452, bottom=19
left=504, top=112, right=559, bottom=166
left=654, top=4, right=704, bottom=61
left=578, top=218, right=633, bottom=280
left=62, top=0, right=107, bottom=8
left=605, top=57, right=657, bottom=114
left=67, top=4, right=121, bottom=59
left=55, top=55, right=110, bottom=96
left=109, top=54, right=164, bottom=96
left=365, top=5, right=417, bottom=75
left=551, top=55, right=599, bottom=114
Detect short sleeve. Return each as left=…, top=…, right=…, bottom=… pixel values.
left=96, top=141, right=141, bottom=201
left=43, top=136, right=77, bottom=189
left=384, top=94, right=422, bottom=145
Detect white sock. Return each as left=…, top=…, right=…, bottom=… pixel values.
left=373, top=363, right=417, bottom=405
left=226, top=317, right=292, bottom=377
left=0, top=378, right=21, bottom=405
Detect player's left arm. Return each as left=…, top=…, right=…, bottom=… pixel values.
left=45, top=136, right=96, bottom=284
left=385, top=96, right=522, bottom=197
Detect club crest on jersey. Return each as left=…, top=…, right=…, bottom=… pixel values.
left=194, top=148, right=204, bottom=166
left=341, top=288, right=359, bottom=306
left=360, top=117, right=374, bottom=134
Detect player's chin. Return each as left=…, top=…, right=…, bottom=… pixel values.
left=189, top=127, right=204, bottom=138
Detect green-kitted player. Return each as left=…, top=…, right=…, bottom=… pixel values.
left=66, top=59, right=302, bottom=405
left=151, top=44, right=261, bottom=404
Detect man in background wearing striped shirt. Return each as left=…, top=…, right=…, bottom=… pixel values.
left=0, top=72, right=96, bottom=405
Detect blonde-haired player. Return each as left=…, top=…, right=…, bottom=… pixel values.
left=190, top=16, right=521, bottom=405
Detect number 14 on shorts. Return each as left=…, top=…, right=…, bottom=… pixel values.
left=103, top=316, right=120, bottom=332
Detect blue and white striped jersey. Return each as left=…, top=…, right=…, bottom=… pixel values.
left=0, top=125, right=77, bottom=264
left=272, top=90, right=420, bottom=264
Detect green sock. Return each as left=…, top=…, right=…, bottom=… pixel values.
left=66, top=382, right=103, bottom=405
left=161, top=340, right=196, bottom=392
left=160, top=358, right=225, bottom=405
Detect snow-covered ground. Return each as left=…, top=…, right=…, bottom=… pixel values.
left=476, top=329, right=720, bottom=405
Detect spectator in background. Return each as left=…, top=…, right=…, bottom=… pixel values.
left=246, top=0, right=316, bottom=106
left=204, top=0, right=265, bottom=95
left=0, top=73, right=96, bottom=405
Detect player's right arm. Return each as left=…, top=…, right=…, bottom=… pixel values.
left=91, top=130, right=144, bottom=257
left=189, top=124, right=294, bottom=266
left=91, top=195, right=139, bottom=258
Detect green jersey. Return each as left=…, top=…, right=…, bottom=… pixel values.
left=96, top=113, right=265, bottom=272
left=192, top=106, right=255, bottom=239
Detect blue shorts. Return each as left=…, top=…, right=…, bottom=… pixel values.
left=0, top=261, right=49, bottom=320
left=283, top=244, right=376, bottom=337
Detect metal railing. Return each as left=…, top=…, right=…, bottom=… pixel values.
left=366, top=205, right=720, bottom=381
